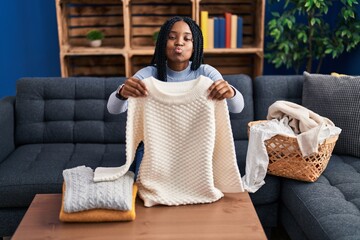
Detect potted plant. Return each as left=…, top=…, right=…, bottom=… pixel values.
left=86, top=30, right=104, bottom=47
left=265, top=0, right=360, bottom=73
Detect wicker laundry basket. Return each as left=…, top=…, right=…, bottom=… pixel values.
left=247, top=120, right=339, bottom=182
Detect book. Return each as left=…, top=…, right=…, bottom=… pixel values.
left=218, top=17, right=226, bottom=48
left=214, top=17, right=220, bottom=48
left=237, top=16, right=243, bottom=48
left=207, top=18, right=214, bottom=49
left=225, top=12, right=232, bottom=48
left=231, top=14, right=238, bottom=48
left=201, top=11, right=209, bottom=49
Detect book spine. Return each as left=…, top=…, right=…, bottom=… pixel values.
left=237, top=16, right=243, bottom=48
left=225, top=12, right=232, bottom=48
left=231, top=14, right=238, bottom=48
left=214, top=17, right=220, bottom=48
left=201, top=11, right=209, bottom=49
left=207, top=18, right=214, bottom=49
left=219, top=17, right=226, bottom=48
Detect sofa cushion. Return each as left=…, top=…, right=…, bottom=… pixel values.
left=254, top=75, right=303, bottom=120
left=15, top=77, right=127, bottom=145
left=0, top=143, right=126, bottom=208
left=281, top=154, right=360, bottom=240
left=302, top=72, right=360, bottom=158
left=225, top=74, right=254, bottom=140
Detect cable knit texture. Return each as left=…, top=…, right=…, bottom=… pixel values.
left=94, top=76, right=244, bottom=207
left=59, top=184, right=138, bottom=222
left=63, top=166, right=134, bottom=212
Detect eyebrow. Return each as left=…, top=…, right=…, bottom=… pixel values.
left=169, top=31, right=192, bottom=35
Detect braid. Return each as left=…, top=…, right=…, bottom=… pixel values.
left=151, top=16, right=204, bottom=81
left=183, top=17, right=204, bottom=70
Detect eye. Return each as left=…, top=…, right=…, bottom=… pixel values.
left=184, top=37, right=193, bottom=42
left=168, top=35, right=176, bottom=40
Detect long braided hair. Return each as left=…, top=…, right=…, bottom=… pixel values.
left=151, top=16, right=204, bottom=82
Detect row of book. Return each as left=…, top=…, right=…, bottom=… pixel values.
left=200, top=11, right=243, bottom=49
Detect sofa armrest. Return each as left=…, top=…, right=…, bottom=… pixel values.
left=0, top=96, right=16, bottom=163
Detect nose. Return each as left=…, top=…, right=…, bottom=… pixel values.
left=175, top=39, right=184, bottom=46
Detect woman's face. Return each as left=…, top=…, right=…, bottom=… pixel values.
left=166, top=21, right=194, bottom=68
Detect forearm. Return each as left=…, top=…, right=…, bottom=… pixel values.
left=107, top=91, right=128, bottom=114
left=226, top=87, right=244, bottom=114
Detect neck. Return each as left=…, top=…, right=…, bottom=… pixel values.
left=167, top=61, right=190, bottom=71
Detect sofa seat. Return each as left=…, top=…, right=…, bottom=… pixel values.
left=281, top=154, right=360, bottom=240
left=0, top=143, right=126, bottom=208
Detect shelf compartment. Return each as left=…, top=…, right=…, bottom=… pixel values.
left=58, top=0, right=124, bottom=48
left=65, top=55, right=125, bottom=77
left=130, top=55, right=153, bottom=75
left=204, top=53, right=259, bottom=77
left=129, top=0, right=193, bottom=48
left=198, top=0, right=265, bottom=48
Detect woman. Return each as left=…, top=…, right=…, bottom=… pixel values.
left=107, top=16, right=244, bottom=114
left=107, top=16, right=245, bottom=177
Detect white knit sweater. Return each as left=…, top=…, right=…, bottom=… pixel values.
left=94, top=76, right=244, bottom=207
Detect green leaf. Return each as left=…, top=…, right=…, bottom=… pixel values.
left=268, top=19, right=277, bottom=29
left=325, top=48, right=333, bottom=54
left=270, top=29, right=281, bottom=40
left=284, top=19, right=293, bottom=29
left=271, top=12, right=281, bottom=17
left=324, top=5, right=329, bottom=14
left=311, top=18, right=316, bottom=26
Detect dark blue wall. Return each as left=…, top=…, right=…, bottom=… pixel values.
left=1, top=1, right=360, bottom=98
left=0, top=1, right=60, bottom=98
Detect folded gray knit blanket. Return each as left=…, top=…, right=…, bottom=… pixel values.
left=63, top=166, right=134, bottom=213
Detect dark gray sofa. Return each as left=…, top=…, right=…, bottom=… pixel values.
left=0, top=75, right=359, bottom=239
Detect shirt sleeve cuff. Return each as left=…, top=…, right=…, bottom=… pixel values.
left=226, top=86, right=244, bottom=114
left=115, top=84, right=128, bottom=100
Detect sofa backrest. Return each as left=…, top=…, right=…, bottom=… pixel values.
left=253, top=75, right=304, bottom=120
left=15, top=77, right=127, bottom=145
left=15, top=75, right=254, bottom=145
left=225, top=74, right=254, bottom=140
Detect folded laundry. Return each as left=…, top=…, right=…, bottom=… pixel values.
left=59, top=184, right=138, bottom=222
left=62, top=166, right=134, bottom=213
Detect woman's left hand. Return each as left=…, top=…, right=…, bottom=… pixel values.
left=208, top=79, right=235, bottom=100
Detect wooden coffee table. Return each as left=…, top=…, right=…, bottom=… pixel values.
left=12, top=192, right=266, bottom=239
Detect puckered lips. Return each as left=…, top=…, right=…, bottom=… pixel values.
left=175, top=47, right=183, bottom=54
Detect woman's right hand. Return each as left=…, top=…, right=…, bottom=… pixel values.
left=119, top=77, right=148, bottom=99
